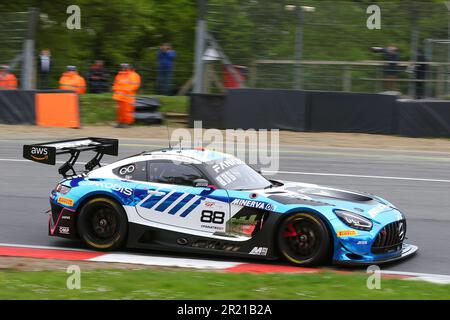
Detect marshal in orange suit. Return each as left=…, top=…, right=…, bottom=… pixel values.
left=112, top=63, right=141, bottom=127
left=59, top=66, right=86, bottom=94
left=0, top=65, right=18, bottom=90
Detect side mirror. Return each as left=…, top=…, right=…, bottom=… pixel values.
left=193, top=178, right=210, bottom=188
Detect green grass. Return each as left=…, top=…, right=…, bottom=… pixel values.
left=0, top=269, right=449, bottom=300
left=79, top=93, right=189, bottom=125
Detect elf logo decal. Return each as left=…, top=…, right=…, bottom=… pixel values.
left=231, top=199, right=275, bottom=211
left=249, top=247, right=268, bottom=256
left=30, top=147, right=49, bottom=161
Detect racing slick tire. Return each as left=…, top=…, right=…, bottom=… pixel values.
left=77, top=197, right=128, bottom=250
left=277, top=212, right=331, bottom=266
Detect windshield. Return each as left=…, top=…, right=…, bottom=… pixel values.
left=204, top=158, right=271, bottom=190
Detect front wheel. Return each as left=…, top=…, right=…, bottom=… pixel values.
left=77, top=197, right=128, bottom=250
left=277, top=212, right=331, bottom=266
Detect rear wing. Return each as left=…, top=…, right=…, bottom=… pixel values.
left=23, top=137, right=118, bottom=177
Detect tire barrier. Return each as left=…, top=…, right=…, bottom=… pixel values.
left=190, top=89, right=450, bottom=138
left=0, top=90, right=35, bottom=125
left=189, top=94, right=227, bottom=129
left=0, top=90, right=80, bottom=128
left=397, top=100, right=450, bottom=137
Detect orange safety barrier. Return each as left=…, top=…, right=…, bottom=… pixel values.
left=35, top=93, right=80, bottom=128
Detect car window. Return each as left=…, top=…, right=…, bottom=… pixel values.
left=148, top=162, right=204, bottom=186
left=204, top=159, right=271, bottom=190
left=113, top=161, right=147, bottom=181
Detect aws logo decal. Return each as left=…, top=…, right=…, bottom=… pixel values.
left=30, top=147, right=49, bottom=161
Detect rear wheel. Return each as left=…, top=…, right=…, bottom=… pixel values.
left=77, top=197, right=128, bottom=250
left=277, top=212, right=331, bottom=266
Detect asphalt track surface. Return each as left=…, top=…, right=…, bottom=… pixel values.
left=0, top=137, right=449, bottom=275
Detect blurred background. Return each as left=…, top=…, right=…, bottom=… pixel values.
left=1, top=0, right=450, bottom=98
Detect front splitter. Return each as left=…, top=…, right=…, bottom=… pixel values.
left=334, top=243, right=418, bottom=266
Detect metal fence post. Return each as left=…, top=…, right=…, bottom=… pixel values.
left=21, top=7, right=39, bottom=90
left=294, top=3, right=303, bottom=90
left=193, top=0, right=207, bottom=94
left=446, top=1, right=450, bottom=95
left=408, top=3, right=420, bottom=98
left=343, top=66, right=352, bottom=92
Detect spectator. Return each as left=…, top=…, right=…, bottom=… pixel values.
left=38, top=49, right=52, bottom=89
left=414, top=49, right=428, bottom=99
left=0, top=65, right=18, bottom=90
left=87, top=60, right=109, bottom=93
left=59, top=66, right=86, bottom=94
left=372, top=44, right=399, bottom=91
left=113, top=63, right=141, bottom=128
left=157, top=43, right=176, bottom=95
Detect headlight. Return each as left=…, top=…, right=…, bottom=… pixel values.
left=334, top=209, right=373, bottom=231
left=55, top=184, right=71, bottom=194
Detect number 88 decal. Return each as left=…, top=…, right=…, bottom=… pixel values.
left=201, top=210, right=225, bottom=224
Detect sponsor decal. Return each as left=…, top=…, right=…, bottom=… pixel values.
left=249, top=247, right=268, bottom=256
left=201, top=224, right=223, bottom=231
left=119, top=164, right=135, bottom=176
left=59, top=226, right=70, bottom=234
left=85, top=181, right=133, bottom=196
left=231, top=199, right=275, bottom=211
left=337, top=230, right=358, bottom=237
left=30, top=146, right=49, bottom=161
left=58, top=197, right=74, bottom=207
left=204, top=201, right=215, bottom=207
left=48, top=139, right=98, bottom=149
left=357, top=240, right=368, bottom=245
left=211, top=158, right=243, bottom=173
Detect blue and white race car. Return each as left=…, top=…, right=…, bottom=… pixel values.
left=23, top=137, right=418, bottom=266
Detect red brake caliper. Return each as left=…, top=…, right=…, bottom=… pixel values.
left=282, top=223, right=298, bottom=237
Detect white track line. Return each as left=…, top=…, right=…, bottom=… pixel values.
left=90, top=253, right=242, bottom=270
left=380, top=270, right=450, bottom=285
left=263, top=170, right=450, bottom=183
left=2, top=158, right=449, bottom=183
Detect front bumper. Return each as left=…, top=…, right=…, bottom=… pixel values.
left=48, top=199, right=78, bottom=239
left=333, top=243, right=418, bottom=266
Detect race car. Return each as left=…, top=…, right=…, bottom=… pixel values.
left=23, top=137, right=418, bottom=266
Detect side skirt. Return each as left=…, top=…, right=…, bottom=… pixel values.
left=125, top=212, right=284, bottom=260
